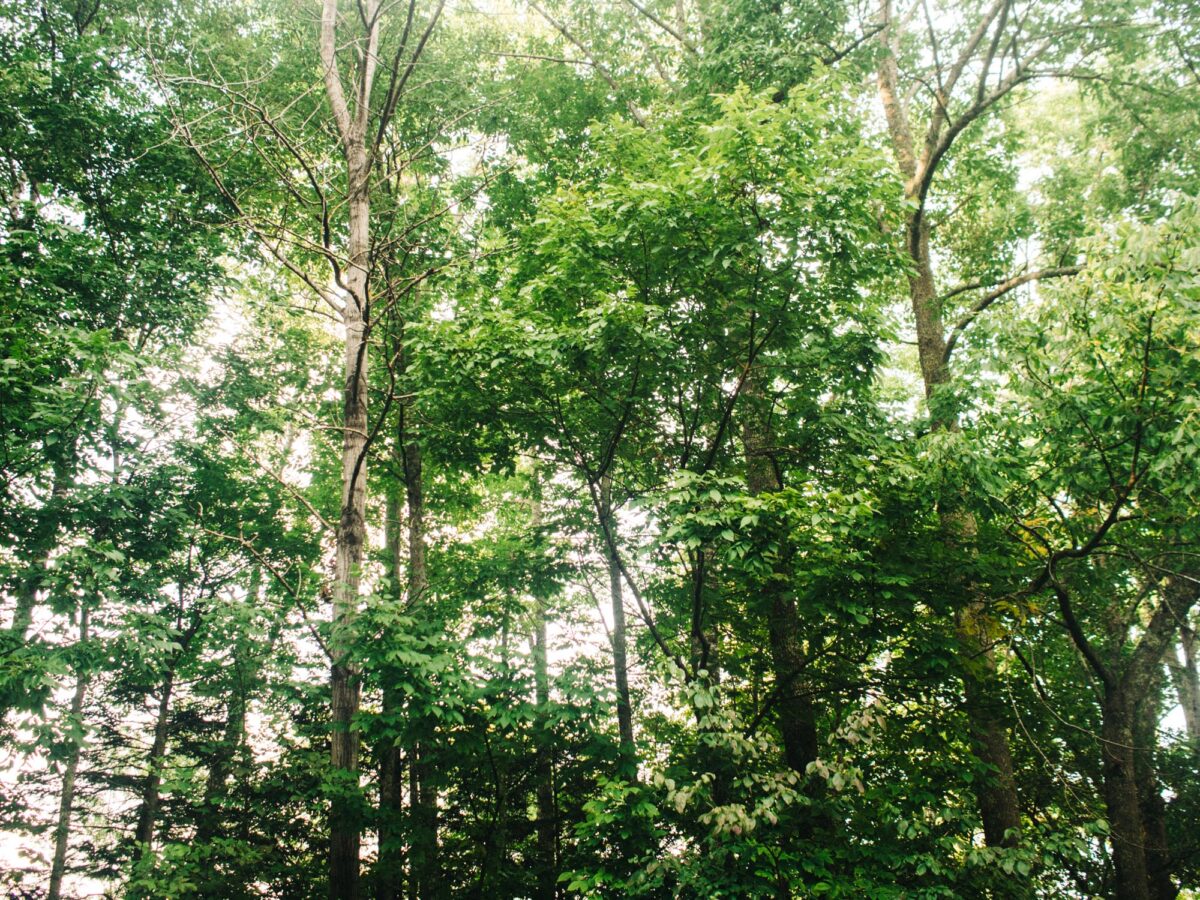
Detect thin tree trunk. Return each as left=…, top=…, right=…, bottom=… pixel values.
left=688, top=560, right=731, bottom=806
left=406, top=758, right=420, bottom=900
left=134, top=668, right=176, bottom=856
left=402, top=437, right=439, bottom=900
left=319, top=0, right=388, bottom=894
left=201, top=567, right=261, bottom=839
left=408, top=742, right=439, bottom=900
left=403, top=440, right=426, bottom=599
left=599, top=475, right=636, bottom=777
left=741, top=380, right=818, bottom=776
left=201, top=673, right=247, bottom=815
left=47, top=607, right=89, bottom=900
left=324, top=30, right=374, bottom=900
left=530, top=478, right=557, bottom=899
left=378, top=484, right=406, bottom=900
left=329, top=190, right=370, bottom=900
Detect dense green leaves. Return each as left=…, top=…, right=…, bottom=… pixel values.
left=2, top=0, right=1199, bottom=898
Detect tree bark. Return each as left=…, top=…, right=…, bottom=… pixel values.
left=599, top=475, right=637, bottom=777
left=876, top=7, right=1022, bottom=847
left=741, top=376, right=818, bottom=777
left=402, top=437, right=439, bottom=900
left=321, top=1, right=378, bottom=893
left=530, top=479, right=557, bottom=899
left=1058, top=573, right=1196, bottom=897
left=378, top=485, right=406, bottom=900
left=408, top=742, right=439, bottom=900
left=1167, top=626, right=1199, bottom=741
left=199, top=665, right=247, bottom=837
left=200, top=567, right=260, bottom=844
left=1132, top=680, right=1175, bottom=900
left=957, top=628, right=1021, bottom=847
left=134, top=667, right=176, bottom=857
left=1101, top=685, right=1151, bottom=900
left=47, top=607, right=89, bottom=900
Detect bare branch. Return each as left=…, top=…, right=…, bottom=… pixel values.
left=942, top=265, right=1082, bottom=362
left=529, top=0, right=649, bottom=127
left=621, top=0, right=696, bottom=52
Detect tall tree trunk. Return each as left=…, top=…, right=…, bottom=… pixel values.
left=200, top=567, right=261, bottom=843
left=530, top=478, right=557, bottom=899
left=688, top=556, right=731, bottom=806
left=408, top=743, right=439, bottom=900
left=599, top=475, right=636, bottom=777
left=328, top=167, right=370, bottom=899
left=322, top=0, right=376, bottom=884
left=956, top=628, right=1021, bottom=847
left=1064, top=575, right=1195, bottom=898
left=378, top=484, right=406, bottom=900
left=134, top=667, right=176, bottom=858
left=741, top=378, right=818, bottom=777
left=47, top=607, right=89, bottom=900
left=403, top=440, right=426, bottom=600
left=903, top=221, right=1022, bottom=851
left=198, top=659, right=250, bottom=848
left=402, top=437, right=439, bottom=900
left=1132, top=680, right=1175, bottom=900
left=378, top=697, right=405, bottom=900
left=876, top=19, right=1022, bottom=845
left=1101, top=684, right=1151, bottom=900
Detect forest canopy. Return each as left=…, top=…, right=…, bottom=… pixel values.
left=1, top=0, right=1199, bottom=898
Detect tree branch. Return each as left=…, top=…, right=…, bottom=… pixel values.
left=942, top=265, right=1082, bottom=362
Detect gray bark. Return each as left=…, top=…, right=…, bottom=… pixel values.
left=599, top=475, right=636, bottom=777
left=320, top=3, right=381, bottom=896
left=47, top=607, right=89, bottom=900
left=530, top=478, right=557, bottom=898
left=876, top=2, right=1022, bottom=847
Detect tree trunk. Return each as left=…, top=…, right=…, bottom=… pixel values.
left=378, top=691, right=405, bottom=900
left=532, top=605, right=557, bottom=899
left=378, top=485, right=406, bottom=900
left=406, top=759, right=419, bottom=900
left=327, top=94, right=373, bottom=900
left=199, top=666, right=247, bottom=838
left=200, top=568, right=260, bottom=843
left=957, top=630, right=1021, bottom=848
left=135, top=667, right=175, bottom=857
left=1101, top=685, right=1151, bottom=900
left=876, top=6, right=1023, bottom=849
left=741, top=382, right=818, bottom=777
left=402, top=438, right=439, bottom=900
left=408, top=742, right=439, bottom=900
left=530, top=479, right=557, bottom=899
left=905, top=233, right=1023, bottom=847
left=599, top=475, right=636, bottom=777
left=47, top=607, right=89, bottom=900
left=1168, top=626, right=1199, bottom=741
left=688, top=563, right=731, bottom=806
left=320, top=0, right=380, bottom=892
left=1132, top=680, right=1175, bottom=900
left=403, top=440, right=426, bottom=600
